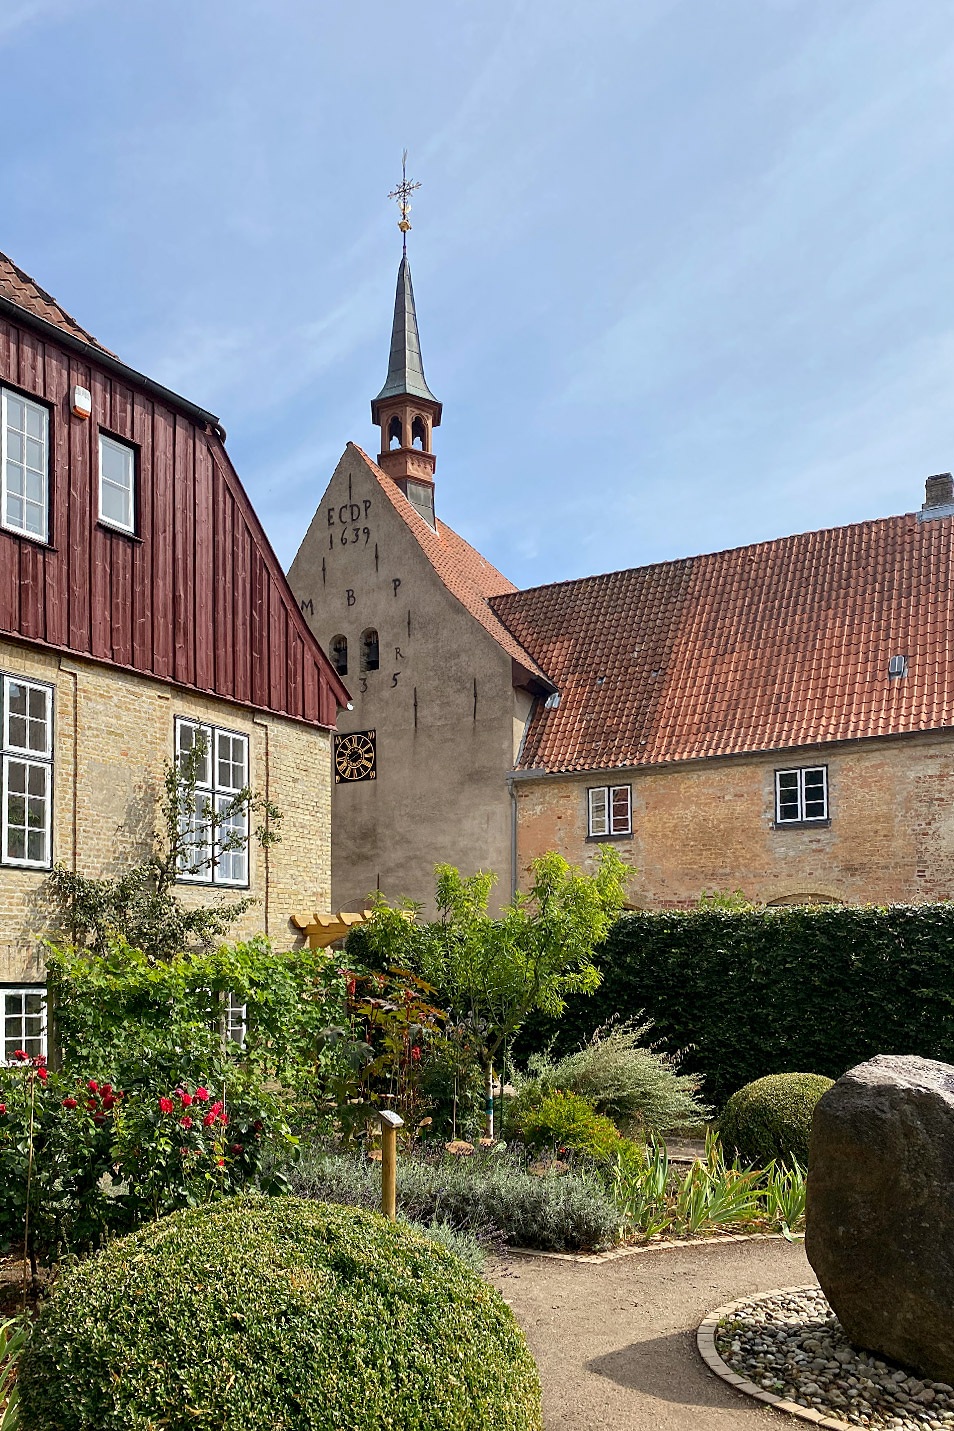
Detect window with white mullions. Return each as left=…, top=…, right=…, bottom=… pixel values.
left=1, top=389, right=49, bottom=542
left=2, top=986, right=47, bottom=1062
left=175, top=718, right=250, bottom=886
left=1, top=675, right=53, bottom=869
left=98, top=434, right=136, bottom=534
left=775, top=766, right=829, bottom=824
left=226, top=992, right=247, bottom=1047
left=587, top=784, right=632, bottom=837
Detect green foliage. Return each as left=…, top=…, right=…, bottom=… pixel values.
left=349, top=849, right=629, bottom=1114
left=47, top=737, right=282, bottom=959
left=0, top=1315, right=27, bottom=1431
left=719, top=1073, right=833, bottom=1166
left=510, top=1020, right=709, bottom=1136
left=45, top=936, right=347, bottom=1100
left=519, top=904, right=954, bottom=1103
left=609, top=1132, right=809, bottom=1241
left=18, top=1197, right=543, bottom=1431
left=515, top=1089, right=623, bottom=1162
left=0, top=1057, right=287, bottom=1264
left=283, top=1144, right=621, bottom=1252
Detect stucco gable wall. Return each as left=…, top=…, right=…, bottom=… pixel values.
left=290, top=447, right=523, bottom=912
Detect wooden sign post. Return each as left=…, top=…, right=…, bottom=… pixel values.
left=378, top=1109, right=404, bottom=1221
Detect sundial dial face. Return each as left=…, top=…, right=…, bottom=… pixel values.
left=334, top=730, right=377, bottom=784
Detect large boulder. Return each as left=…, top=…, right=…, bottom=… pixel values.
left=806, top=1054, right=954, bottom=1382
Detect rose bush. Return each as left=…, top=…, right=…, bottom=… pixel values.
left=0, top=1056, right=289, bottom=1267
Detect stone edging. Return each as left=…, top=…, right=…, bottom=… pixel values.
left=697, top=1285, right=851, bottom=1430
left=506, top=1230, right=804, bottom=1265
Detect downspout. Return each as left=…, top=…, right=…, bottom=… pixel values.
left=507, top=773, right=517, bottom=901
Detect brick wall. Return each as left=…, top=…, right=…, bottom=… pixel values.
left=0, top=637, right=331, bottom=982
left=513, top=732, right=954, bottom=907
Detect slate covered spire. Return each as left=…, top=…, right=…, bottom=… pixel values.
left=371, top=254, right=441, bottom=417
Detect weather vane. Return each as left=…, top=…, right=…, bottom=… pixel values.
left=388, top=150, right=421, bottom=252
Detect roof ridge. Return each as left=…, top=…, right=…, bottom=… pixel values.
left=497, top=511, right=919, bottom=602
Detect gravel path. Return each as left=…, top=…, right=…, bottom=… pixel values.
left=489, top=1236, right=814, bottom=1431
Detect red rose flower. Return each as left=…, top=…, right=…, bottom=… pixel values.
left=180, top=1115, right=193, bottom=1129
left=194, top=1087, right=210, bottom=1102
left=0, top=1104, right=6, bottom=1115
left=13, top=1050, right=27, bottom=1062
left=211, top=1100, right=224, bottom=1115
left=179, top=1146, right=189, bottom=1156
left=180, top=1091, right=193, bottom=1107
left=101, top=1093, right=115, bottom=1110
left=63, top=1097, right=78, bottom=1109
left=202, top=1112, right=215, bottom=1127
left=410, top=1046, right=421, bottom=1063
left=86, top=1099, right=98, bottom=1111
left=101, top=1083, right=112, bottom=1096
left=36, top=1067, right=49, bottom=1082
left=159, top=1097, right=174, bottom=1114
left=35, top=1054, right=47, bottom=1067
left=218, top=1114, right=228, bottom=1126
left=253, top=1119, right=263, bottom=1133
left=87, top=1080, right=99, bottom=1093
left=93, top=1113, right=105, bottom=1124
left=230, top=1143, right=243, bottom=1154
left=216, top=1157, right=225, bottom=1167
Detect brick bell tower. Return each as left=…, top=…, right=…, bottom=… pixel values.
left=371, top=159, right=442, bottom=528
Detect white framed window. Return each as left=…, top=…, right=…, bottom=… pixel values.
left=2, top=986, right=47, bottom=1062
left=226, top=992, right=247, bottom=1047
left=98, top=433, right=136, bottom=534
left=775, top=766, right=829, bottom=824
left=175, top=718, right=249, bottom=886
left=1, top=675, right=53, bottom=868
left=587, top=784, right=632, bottom=837
left=1, top=389, right=49, bottom=542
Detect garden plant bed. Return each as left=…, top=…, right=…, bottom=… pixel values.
left=699, top=1285, right=954, bottom=1430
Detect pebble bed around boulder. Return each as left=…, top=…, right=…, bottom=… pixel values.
left=713, top=1286, right=954, bottom=1429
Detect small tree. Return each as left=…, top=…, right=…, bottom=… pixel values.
left=353, top=848, right=629, bottom=1134
left=48, top=737, right=282, bottom=960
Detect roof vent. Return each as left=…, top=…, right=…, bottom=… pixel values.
left=888, top=654, right=908, bottom=679
left=918, top=473, right=954, bottom=522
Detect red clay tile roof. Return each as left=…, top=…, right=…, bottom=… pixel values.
left=491, top=513, right=954, bottom=773
left=0, top=251, right=111, bottom=352
left=351, top=445, right=552, bottom=686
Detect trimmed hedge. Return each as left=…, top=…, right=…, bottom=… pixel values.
left=18, top=1196, right=543, bottom=1431
left=516, top=904, right=954, bottom=1105
left=718, top=1073, right=834, bottom=1165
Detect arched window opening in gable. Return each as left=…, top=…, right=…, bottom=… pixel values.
left=388, top=415, right=403, bottom=450
left=360, top=628, right=380, bottom=672
left=411, top=415, right=427, bottom=450
left=330, top=635, right=348, bottom=677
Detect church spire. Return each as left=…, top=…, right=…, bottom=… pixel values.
left=371, top=155, right=441, bottom=525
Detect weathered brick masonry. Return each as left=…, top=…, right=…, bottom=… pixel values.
left=0, top=637, right=332, bottom=983
left=514, top=731, right=954, bottom=907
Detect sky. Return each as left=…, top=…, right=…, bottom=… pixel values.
left=2, top=0, right=953, bottom=588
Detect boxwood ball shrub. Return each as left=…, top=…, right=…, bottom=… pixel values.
left=18, top=1196, right=543, bottom=1431
left=719, top=1072, right=834, bottom=1166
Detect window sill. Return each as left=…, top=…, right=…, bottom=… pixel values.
left=0, top=860, right=52, bottom=872
left=1, top=524, right=55, bottom=552
left=174, top=877, right=252, bottom=892
left=772, top=819, right=831, bottom=831
left=96, top=520, right=142, bottom=543
left=586, top=832, right=634, bottom=842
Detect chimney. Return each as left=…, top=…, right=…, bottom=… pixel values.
left=918, top=472, right=954, bottom=523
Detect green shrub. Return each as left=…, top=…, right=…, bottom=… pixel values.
left=518, top=904, right=954, bottom=1104
left=516, top=1089, right=622, bottom=1162
left=18, top=1196, right=542, bottom=1431
left=510, top=1020, right=709, bottom=1135
left=283, top=1144, right=620, bottom=1252
left=718, top=1072, right=834, bottom=1165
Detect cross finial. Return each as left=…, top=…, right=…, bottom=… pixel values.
left=388, top=150, right=421, bottom=253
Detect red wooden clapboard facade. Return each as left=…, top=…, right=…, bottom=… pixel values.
left=0, top=255, right=348, bottom=727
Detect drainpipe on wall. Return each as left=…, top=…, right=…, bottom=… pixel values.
left=507, top=774, right=517, bottom=901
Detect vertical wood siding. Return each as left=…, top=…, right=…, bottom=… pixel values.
left=0, top=314, right=344, bottom=727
